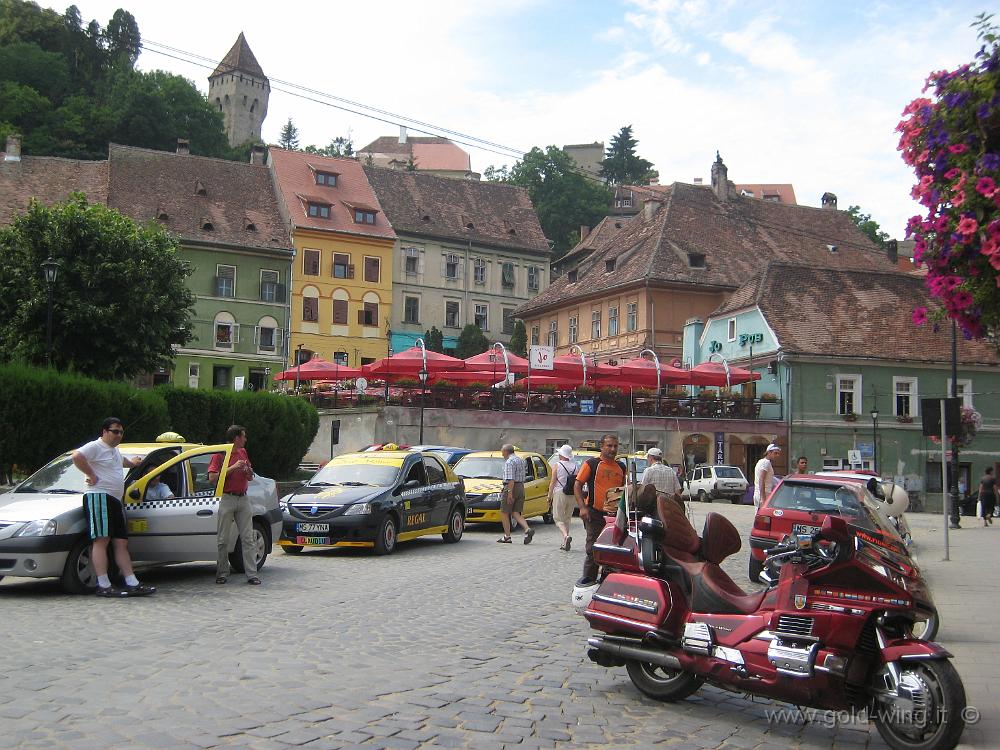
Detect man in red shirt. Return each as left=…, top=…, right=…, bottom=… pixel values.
left=208, top=425, right=260, bottom=585
left=574, top=434, right=626, bottom=585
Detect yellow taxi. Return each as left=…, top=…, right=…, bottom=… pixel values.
left=454, top=451, right=554, bottom=524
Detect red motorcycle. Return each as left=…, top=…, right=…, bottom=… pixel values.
left=583, top=509, right=967, bottom=750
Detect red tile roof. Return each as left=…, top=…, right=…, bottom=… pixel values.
left=358, top=136, right=472, bottom=172
left=269, top=149, right=395, bottom=240
left=720, top=263, right=1000, bottom=366
left=516, top=181, right=897, bottom=317
left=363, top=165, right=549, bottom=255
left=0, top=155, right=108, bottom=225
left=106, top=144, right=291, bottom=252
left=734, top=183, right=797, bottom=204
left=211, top=32, right=266, bottom=80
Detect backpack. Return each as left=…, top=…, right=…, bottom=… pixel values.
left=558, top=460, right=577, bottom=495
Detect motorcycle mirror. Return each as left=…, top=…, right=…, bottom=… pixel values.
left=820, top=514, right=851, bottom=543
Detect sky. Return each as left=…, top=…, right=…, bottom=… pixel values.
left=57, top=0, right=990, bottom=237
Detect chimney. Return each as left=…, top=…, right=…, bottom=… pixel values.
left=398, top=126, right=408, bottom=144
left=643, top=197, right=663, bottom=221
left=580, top=225, right=590, bottom=241
left=710, top=151, right=728, bottom=201
left=250, top=144, right=266, bottom=165
left=821, top=192, right=838, bottom=210
left=176, top=138, right=190, bottom=156
left=4, top=134, right=22, bottom=162
left=887, top=239, right=899, bottom=264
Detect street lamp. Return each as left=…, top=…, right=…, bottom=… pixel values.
left=294, top=343, right=304, bottom=391
left=870, top=407, right=879, bottom=476
left=640, top=347, right=661, bottom=414
left=418, top=368, right=429, bottom=443
left=41, top=256, right=60, bottom=366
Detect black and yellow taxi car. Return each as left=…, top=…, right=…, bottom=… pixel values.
left=454, top=450, right=554, bottom=524
left=277, top=450, right=466, bottom=555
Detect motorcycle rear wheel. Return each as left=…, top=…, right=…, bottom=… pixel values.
left=625, top=659, right=703, bottom=702
left=872, top=659, right=966, bottom=750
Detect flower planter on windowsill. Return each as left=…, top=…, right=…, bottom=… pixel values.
left=841, top=413, right=858, bottom=422
left=896, top=415, right=914, bottom=424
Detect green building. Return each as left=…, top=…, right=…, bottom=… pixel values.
left=694, top=263, right=1000, bottom=511
left=108, top=143, right=293, bottom=390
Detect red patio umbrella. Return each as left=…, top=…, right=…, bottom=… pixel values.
left=688, top=361, right=761, bottom=387
left=362, top=346, right=466, bottom=376
left=611, top=357, right=689, bottom=388
left=380, top=370, right=505, bottom=385
left=544, top=354, right=620, bottom=386
left=463, top=350, right=531, bottom=375
left=274, top=359, right=362, bottom=381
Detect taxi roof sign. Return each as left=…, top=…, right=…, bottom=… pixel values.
left=155, top=431, right=186, bottom=443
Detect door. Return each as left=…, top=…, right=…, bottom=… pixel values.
left=398, top=459, right=433, bottom=533
left=422, top=455, right=452, bottom=527
left=745, top=443, right=766, bottom=487
left=124, top=445, right=231, bottom=563
left=524, top=456, right=549, bottom=517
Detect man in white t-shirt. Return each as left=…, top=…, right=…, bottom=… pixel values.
left=72, top=417, right=156, bottom=598
left=753, top=444, right=781, bottom=507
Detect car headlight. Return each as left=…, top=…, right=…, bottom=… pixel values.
left=343, top=502, right=372, bottom=515
left=16, top=519, right=57, bottom=537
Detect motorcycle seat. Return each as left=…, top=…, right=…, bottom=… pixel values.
left=689, top=561, right=766, bottom=615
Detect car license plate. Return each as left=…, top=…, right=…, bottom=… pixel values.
left=297, top=535, right=330, bottom=545
left=296, top=523, right=329, bottom=533
left=792, top=523, right=820, bottom=535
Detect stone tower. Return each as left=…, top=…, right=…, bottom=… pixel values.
left=208, top=33, right=269, bottom=148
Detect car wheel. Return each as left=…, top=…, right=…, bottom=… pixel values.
left=374, top=514, right=398, bottom=555
left=730, top=497, right=740, bottom=504
left=748, top=555, right=764, bottom=584
left=282, top=544, right=304, bottom=554
left=697, top=490, right=709, bottom=503
left=230, top=520, right=269, bottom=573
left=60, top=537, right=97, bottom=594
left=442, top=506, right=465, bottom=543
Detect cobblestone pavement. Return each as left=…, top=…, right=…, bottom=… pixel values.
left=0, top=503, right=976, bottom=749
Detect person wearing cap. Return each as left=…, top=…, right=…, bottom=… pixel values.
left=548, top=445, right=579, bottom=551
left=638, top=448, right=683, bottom=504
left=754, top=444, right=781, bottom=506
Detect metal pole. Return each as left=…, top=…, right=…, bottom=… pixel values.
left=950, top=321, right=961, bottom=529
left=295, top=343, right=303, bottom=391
left=419, top=372, right=426, bottom=443
left=872, top=413, right=878, bottom=476
left=941, top=398, right=950, bottom=560
left=45, top=284, right=53, bottom=366
left=640, top=348, right=661, bottom=416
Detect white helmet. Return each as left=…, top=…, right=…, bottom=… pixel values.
left=572, top=581, right=600, bottom=614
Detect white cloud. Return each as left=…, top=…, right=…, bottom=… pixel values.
left=695, top=51, right=711, bottom=66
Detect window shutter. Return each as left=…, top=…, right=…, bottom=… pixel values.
left=232, top=324, right=240, bottom=344
left=275, top=283, right=286, bottom=303
left=213, top=276, right=222, bottom=295
left=457, top=258, right=464, bottom=280
left=253, top=326, right=259, bottom=345
left=418, top=254, right=425, bottom=274
left=347, top=264, right=355, bottom=279
left=333, top=299, right=348, bottom=325
left=358, top=309, right=365, bottom=325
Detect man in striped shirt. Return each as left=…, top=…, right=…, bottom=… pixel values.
left=499, top=444, right=534, bottom=544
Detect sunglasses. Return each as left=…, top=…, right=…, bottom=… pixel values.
left=107, top=429, right=124, bottom=435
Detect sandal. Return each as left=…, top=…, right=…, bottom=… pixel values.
left=247, top=577, right=262, bottom=585
left=215, top=576, right=227, bottom=585
left=497, top=536, right=512, bottom=543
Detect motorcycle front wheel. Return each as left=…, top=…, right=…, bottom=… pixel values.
left=625, top=659, right=703, bottom=702
left=872, top=659, right=966, bottom=750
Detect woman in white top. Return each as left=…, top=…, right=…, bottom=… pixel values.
left=548, top=445, right=578, bottom=551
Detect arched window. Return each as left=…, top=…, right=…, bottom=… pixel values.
left=215, top=98, right=222, bottom=111
left=256, top=315, right=279, bottom=353
left=302, top=285, right=320, bottom=324
left=214, top=311, right=237, bottom=350
left=332, top=288, right=349, bottom=326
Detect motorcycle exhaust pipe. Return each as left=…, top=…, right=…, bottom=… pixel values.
left=587, top=637, right=683, bottom=670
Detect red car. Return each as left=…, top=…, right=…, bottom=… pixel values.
left=749, top=473, right=907, bottom=583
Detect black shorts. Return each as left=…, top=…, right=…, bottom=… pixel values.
left=83, top=492, right=128, bottom=540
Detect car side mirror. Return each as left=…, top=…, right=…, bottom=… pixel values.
left=820, top=515, right=851, bottom=543
left=402, top=479, right=420, bottom=490
left=128, top=488, right=140, bottom=501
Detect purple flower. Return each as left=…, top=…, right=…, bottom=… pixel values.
left=981, top=153, right=1000, bottom=171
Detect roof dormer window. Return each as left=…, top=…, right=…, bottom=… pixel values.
left=245, top=219, right=257, bottom=232
left=156, top=208, right=169, bottom=221
left=687, top=253, right=705, bottom=268
left=568, top=270, right=579, bottom=283
left=201, top=218, right=214, bottom=231
left=194, top=180, right=207, bottom=196
left=605, top=259, right=616, bottom=273
left=354, top=209, right=376, bottom=225
left=314, top=171, right=338, bottom=187
left=308, top=202, right=331, bottom=219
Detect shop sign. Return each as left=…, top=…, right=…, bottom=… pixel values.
left=714, top=432, right=725, bottom=464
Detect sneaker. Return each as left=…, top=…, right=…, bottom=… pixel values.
left=123, top=583, right=156, bottom=597
left=497, top=536, right=512, bottom=543
left=524, top=528, right=535, bottom=545
left=565, top=536, right=572, bottom=552
left=95, top=585, right=128, bottom=598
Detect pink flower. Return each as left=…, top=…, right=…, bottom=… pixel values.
left=944, top=168, right=963, bottom=181
left=953, top=190, right=966, bottom=207
left=977, top=177, right=997, bottom=197
left=948, top=143, right=969, bottom=154
left=957, top=216, right=979, bottom=236
left=934, top=215, right=950, bottom=232
left=950, top=290, right=974, bottom=309
left=916, top=149, right=930, bottom=164
left=989, top=252, right=1000, bottom=271
left=980, top=237, right=1000, bottom=256
left=943, top=276, right=963, bottom=291
left=912, top=307, right=928, bottom=325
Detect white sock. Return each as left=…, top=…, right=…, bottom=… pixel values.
left=124, top=574, right=139, bottom=587
left=97, top=575, right=111, bottom=588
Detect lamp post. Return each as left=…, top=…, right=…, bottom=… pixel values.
left=949, top=320, right=961, bottom=529
left=569, top=343, right=587, bottom=388
left=870, top=407, right=879, bottom=476
left=418, top=368, right=428, bottom=443
left=41, top=256, right=60, bottom=366
left=640, top=347, right=661, bottom=415
left=294, top=343, right=304, bottom=391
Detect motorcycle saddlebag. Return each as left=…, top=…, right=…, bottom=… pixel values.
left=592, top=521, right=643, bottom=573
left=584, top=572, right=674, bottom=635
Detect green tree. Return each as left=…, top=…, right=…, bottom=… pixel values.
left=303, top=135, right=354, bottom=157
left=600, top=125, right=657, bottom=185
left=424, top=326, right=444, bottom=353
left=278, top=117, right=299, bottom=150
left=490, top=146, right=612, bottom=259
left=455, top=324, right=489, bottom=358
left=508, top=319, right=527, bottom=357
left=846, top=205, right=890, bottom=249
left=103, top=8, right=140, bottom=66
left=0, top=194, right=195, bottom=378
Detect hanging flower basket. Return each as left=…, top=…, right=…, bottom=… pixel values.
left=841, top=413, right=858, bottom=422
left=929, top=406, right=982, bottom=448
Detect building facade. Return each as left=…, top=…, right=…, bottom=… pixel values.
left=107, top=143, right=293, bottom=390
left=208, top=33, right=269, bottom=148
left=269, top=149, right=396, bottom=367
left=363, top=165, right=550, bottom=352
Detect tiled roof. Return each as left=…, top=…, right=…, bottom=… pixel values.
left=558, top=214, right=632, bottom=265
left=0, top=155, right=108, bottom=225
left=357, top=136, right=471, bottom=172
left=734, top=183, right=797, bottom=204
left=269, top=149, right=395, bottom=240
left=732, top=263, right=1000, bottom=365
left=363, top=165, right=549, bottom=254
left=106, top=144, right=291, bottom=252
left=516, top=181, right=896, bottom=317
left=211, top=32, right=266, bottom=79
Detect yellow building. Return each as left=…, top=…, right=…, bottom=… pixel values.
left=269, top=149, right=395, bottom=366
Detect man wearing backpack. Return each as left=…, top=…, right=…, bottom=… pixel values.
left=548, top=444, right=578, bottom=551
left=574, top=434, right=626, bottom=585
